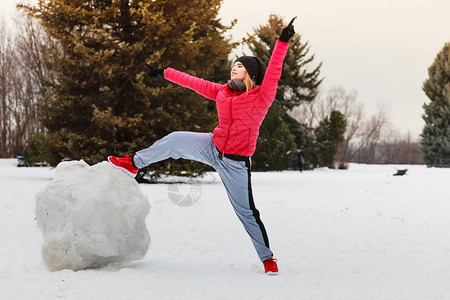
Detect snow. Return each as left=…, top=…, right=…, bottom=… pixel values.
left=36, top=160, right=150, bottom=271
left=1, top=158, right=449, bottom=299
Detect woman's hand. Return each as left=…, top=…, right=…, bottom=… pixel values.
left=279, top=17, right=297, bottom=43
left=145, top=63, right=165, bottom=78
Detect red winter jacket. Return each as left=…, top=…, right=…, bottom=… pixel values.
left=164, top=40, right=289, bottom=156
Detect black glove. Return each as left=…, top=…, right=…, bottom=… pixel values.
left=145, top=63, right=165, bottom=78
left=279, top=17, right=297, bottom=43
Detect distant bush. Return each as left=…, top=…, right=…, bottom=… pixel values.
left=310, top=111, right=347, bottom=168
left=23, top=134, right=47, bottom=166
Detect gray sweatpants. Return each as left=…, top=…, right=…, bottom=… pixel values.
left=134, top=131, right=273, bottom=262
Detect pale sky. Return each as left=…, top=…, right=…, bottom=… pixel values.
left=2, top=0, right=450, bottom=138
left=219, top=0, right=450, bottom=138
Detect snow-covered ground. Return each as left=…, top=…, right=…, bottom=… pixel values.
left=1, top=158, right=449, bottom=300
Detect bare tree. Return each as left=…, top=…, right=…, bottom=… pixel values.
left=289, top=99, right=317, bottom=129
left=377, top=130, right=424, bottom=164
left=0, top=17, right=14, bottom=157
left=8, top=60, right=37, bottom=154
left=289, top=86, right=365, bottom=161
left=353, top=103, right=391, bottom=163
left=290, top=83, right=426, bottom=165
left=14, top=10, right=58, bottom=134
left=321, top=87, right=364, bottom=162
left=0, top=11, right=57, bottom=158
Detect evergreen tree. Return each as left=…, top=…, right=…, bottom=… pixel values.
left=245, top=15, right=322, bottom=170
left=252, top=105, right=296, bottom=171
left=421, top=43, right=450, bottom=167
left=24, top=0, right=236, bottom=179
left=245, top=14, right=322, bottom=111
left=311, top=110, right=346, bottom=167
left=23, top=133, right=45, bottom=166
left=283, top=113, right=314, bottom=169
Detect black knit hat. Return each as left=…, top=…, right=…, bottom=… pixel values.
left=235, top=56, right=266, bottom=86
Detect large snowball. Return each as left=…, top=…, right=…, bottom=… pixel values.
left=36, top=160, right=151, bottom=271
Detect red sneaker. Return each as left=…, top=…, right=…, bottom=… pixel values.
left=107, top=155, right=139, bottom=178
left=264, top=258, right=278, bottom=275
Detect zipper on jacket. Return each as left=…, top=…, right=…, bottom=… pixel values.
left=222, top=94, right=234, bottom=155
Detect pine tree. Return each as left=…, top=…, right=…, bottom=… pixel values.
left=245, top=14, right=322, bottom=111
left=282, top=112, right=313, bottom=169
left=311, top=110, right=346, bottom=167
left=252, top=105, right=296, bottom=171
left=245, top=15, right=322, bottom=170
left=421, top=43, right=450, bottom=167
left=24, top=0, right=235, bottom=179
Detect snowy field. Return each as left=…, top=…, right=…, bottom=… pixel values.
left=1, top=158, right=450, bottom=300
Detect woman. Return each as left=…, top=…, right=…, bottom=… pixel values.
left=108, top=17, right=296, bottom=275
